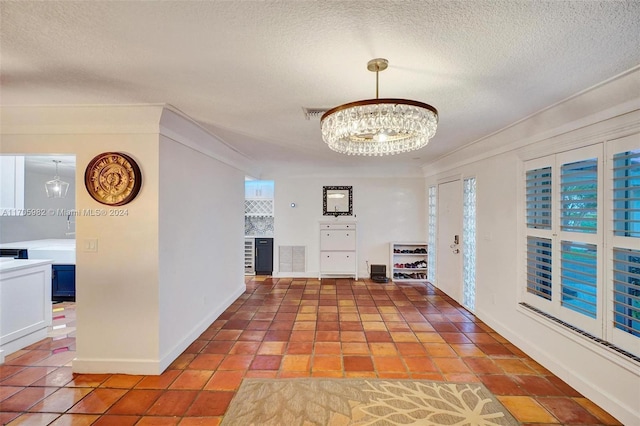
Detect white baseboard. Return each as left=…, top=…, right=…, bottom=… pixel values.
left=475, top=307, right=639, bottom=426
left=272, top=270, right=372, bottom=280
left=72, top=283, right=246, bottom=376
left=157, top=283, right=246, bottom=372
left=72, top=357, right=162, bottom=375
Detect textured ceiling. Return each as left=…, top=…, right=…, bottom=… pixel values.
left=2, top=1, right=639, bottom=176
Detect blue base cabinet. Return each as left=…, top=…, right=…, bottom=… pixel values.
left=254, top=238, right=273, bottom=275
left=52, top=264, right=75, bottom=301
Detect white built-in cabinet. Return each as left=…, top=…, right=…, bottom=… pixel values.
left=0, top=155, right=25, bottom=214
left=0, top=259, right=52, bottom=363
left=319, top=221, right=357, bottom=280
left=244, top=180, right=274, bottom=199
left=390, top=242, right=428, bottom=282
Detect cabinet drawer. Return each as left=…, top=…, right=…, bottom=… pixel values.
left=320, top=230, right=356, bottom=251
left=320, top=251, right=356, bottom=272
left=320, top=223, right=355, bottom=230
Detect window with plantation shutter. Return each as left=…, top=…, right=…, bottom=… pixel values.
left=609, top=136, right=640, bottom=352
left=561, top=158, right=597, bottom=234
left=523, top=146, right=601, bottom=345
left=526, top=167, right=552, bottom=229
left=560, top=241, right=597, bottom=319
left=613, top=150, right=640, bottom=238
left=526, top=237, right=552, bottom=300
left=522, top=136, right=640, bottom=359
left=612, top=247, right=640, bottom=337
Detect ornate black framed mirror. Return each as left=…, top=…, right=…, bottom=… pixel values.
left=323, top=186, right=352, bottom=217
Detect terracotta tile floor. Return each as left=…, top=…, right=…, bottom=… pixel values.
left=0, top=277, right=623, bottom=425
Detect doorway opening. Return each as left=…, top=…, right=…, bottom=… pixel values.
left=0, top=154, right=77, bottom=348
left=244, top=179, right=274, bottom=275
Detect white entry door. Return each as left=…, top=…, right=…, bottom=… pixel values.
left=437, top=179, right=463, bottom=304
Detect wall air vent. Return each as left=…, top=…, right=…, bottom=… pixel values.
left=279, top=246, right=306, bottom=273
left=302, top=107, right=329, bottom=121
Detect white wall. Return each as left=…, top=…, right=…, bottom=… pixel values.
left=0, top=126, right=164, bottom=373
left=1, top=167, right=76, bottom=243
left=75, top=134, right=161, bottom=373
left=423, top=69, right=640, bottom=425
left=269, top=176, right=426, bottom=278
left=0, top=105, right=257, bottom=374
left=157, top=120, right=246, bottom=370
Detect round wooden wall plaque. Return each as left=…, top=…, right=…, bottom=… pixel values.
left=85, top=152, right=142, bottom=206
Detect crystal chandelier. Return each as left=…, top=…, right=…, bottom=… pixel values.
left=321, top=58, right=438, bottom=156
left=45, top=160, right=69, bottom=198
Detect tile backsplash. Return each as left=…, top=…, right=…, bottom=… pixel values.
left=245, top=216, right=274, bottom=236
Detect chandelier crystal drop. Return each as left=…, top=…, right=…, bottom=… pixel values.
left=321, top=58, right=438, bottom=156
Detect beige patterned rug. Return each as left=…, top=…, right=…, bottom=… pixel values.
left=221, top=378, right=520, bottom=425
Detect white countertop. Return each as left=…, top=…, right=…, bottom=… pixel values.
left=0, top=258, right=53, bottom=273
left=0, top=239, right=75, bottom=264
left=0, top=239, right=75, bottom=249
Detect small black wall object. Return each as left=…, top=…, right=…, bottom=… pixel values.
left=370, top=264, right=389, bottom=283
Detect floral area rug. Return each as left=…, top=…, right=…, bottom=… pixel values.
left=220, top=378, right=520, bottom=425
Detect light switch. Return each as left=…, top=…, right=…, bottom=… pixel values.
left=84, top=238, right=98, bottom=252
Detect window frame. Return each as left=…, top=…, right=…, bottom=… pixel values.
left=428, top=185, right=437, bottom=283
left=462, top=176, right=477, bottom=312
left=555, top=145, right=603, bottom=336
left=522, top=156, right=557, bottom=313
left=521, top=142, right=640, bottom=350
left=606, top=134, right=640, bottom=353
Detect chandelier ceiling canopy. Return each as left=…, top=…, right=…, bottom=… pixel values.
left=320, top=58, right=438, bottom=156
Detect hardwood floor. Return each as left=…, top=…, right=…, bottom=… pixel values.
left=0, top=277, right=622, bottom=425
